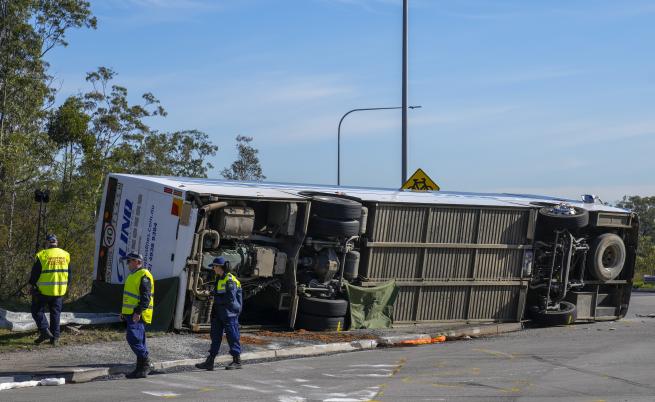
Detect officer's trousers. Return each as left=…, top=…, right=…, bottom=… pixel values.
left=126, top=320, right=149, bottom=359
left=31, top=294, right=62, bottom=339
left=209, top=314, right=241, bottom=357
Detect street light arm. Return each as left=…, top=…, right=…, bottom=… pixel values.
left=337, top=105, right=421, bottom=186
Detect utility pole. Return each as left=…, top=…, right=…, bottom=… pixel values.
left=401, top=0, right=409, bottom=185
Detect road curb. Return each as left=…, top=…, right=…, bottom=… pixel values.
left=0, top=324, right=520, bottom=386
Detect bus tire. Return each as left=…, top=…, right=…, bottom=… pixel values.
left=587, top=233, right=626, bottom=281
left=311, top=196, right=362, bottom=220
left=308, top=216, right=360, bottom=237
left=528, top=301, right=577, bottom=326
left=296, top=313, right=346, bottom=331
left=538, top=206, right=589, bottom=232
left=299, top=296, right=348, bottom=317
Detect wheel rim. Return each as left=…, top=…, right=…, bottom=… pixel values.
left=547, top=203, right=579, bottom=216
left=602, top=244, right=620, bottom=268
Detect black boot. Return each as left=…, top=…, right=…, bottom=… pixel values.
left=125, top=357, right=144, bottom=379
left=137, top=357, right=151, bottom=378
left=225, top=354, right=242, bottom=370
left=34, top=329, right=53, bottom=345
left=195, top=354, right=216, bottom=371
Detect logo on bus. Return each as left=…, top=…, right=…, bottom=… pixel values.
left=103, top=223, right=116, bottom=248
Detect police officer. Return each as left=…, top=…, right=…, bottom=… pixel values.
left=196, top=257, right=243, bottom=370
left=29, top=234, right=70, bottom=346
left=120, top=252, right=154, bottom=379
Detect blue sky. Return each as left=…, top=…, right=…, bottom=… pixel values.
left=47, top=0, right=655, bottom=202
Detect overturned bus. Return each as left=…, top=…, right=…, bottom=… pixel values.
left=93, top=174, right=638, bottom=331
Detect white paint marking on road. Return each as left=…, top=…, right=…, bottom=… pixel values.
left=349, top=364, right=396, bottom=368
left=277, top=396, right=306, bottom=402
left=227, top=384, right=268, bottom=393
left=322, top=388, right=380, bottom=402
left=323, top=373, right=391, bottom=378
left=142, top=391, right=181, bottom=397
left=143, top=379, right=198, bottom=390
left=342, top=368, right=393, bottom=373
left=171, top=373, right=224, bottom=385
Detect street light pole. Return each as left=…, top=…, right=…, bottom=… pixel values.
left=337, top=105, right=421, bottom=186
left=401, top=0, right=409, bottom=186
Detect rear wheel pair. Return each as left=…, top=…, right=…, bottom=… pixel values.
left=296, top=296, right=348, bottom=331
left=308, top=196, right=362, bottom=238
left=528, top=301, right=577, bottom=326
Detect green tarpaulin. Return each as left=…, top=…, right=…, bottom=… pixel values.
left=346, top=280, right=398, bottom=329
left=67, top=278, right=179, bottom=332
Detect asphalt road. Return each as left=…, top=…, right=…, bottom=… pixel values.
left=4, top=292, right=655, bottom=402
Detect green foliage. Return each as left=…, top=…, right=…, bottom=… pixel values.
left=0, top=0, right=96, bottom=301
left=0, top=4, right=218, bottom=301
left=221, top=135, right=265, bottom=181
left=617, top=195, right=655, bottom=238
left=617, top=196, right=655, bottom=282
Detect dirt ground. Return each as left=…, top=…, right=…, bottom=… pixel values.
left=254, top=329, right=377, bottom=343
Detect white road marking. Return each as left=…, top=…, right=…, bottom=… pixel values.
left=323, top=373, right=391, bottom=378
left=143, top=379, right=198, bottom=390
left=349, top=364, right=396, bottom=368
left=277, top=396, right=306, bottom=402
left=142, top=391, right=181, bottom=397
left=341, top=368, right=393, bottom=373
left=226, top=384, right=268, bottom=393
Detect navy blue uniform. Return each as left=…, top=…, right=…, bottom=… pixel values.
left=29, top=258, right=70, bottom=340
left=209, top=273, right=243, bottom=357
left=124, top=274, right=153, bottom=359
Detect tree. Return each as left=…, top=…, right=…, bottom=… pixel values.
left=111, top=130, right=218, bottom=178
left=616, top=196, right=655, bottom=279
left=0, top=0, right=95, bottom=300
left=47, top=96, right=92, bottom=185
left=221, top=135, right=265, bottom=181
left=617, top=196, right=655, bottom=238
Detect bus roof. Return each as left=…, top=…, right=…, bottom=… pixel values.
left=110, top=174, right=629, bottom=213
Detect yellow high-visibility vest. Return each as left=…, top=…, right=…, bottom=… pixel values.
left=121, top=268, right=154, bottom=324
left=216, top=273, right=241, bottom=294
left=36, top=248, right=70, bottom=297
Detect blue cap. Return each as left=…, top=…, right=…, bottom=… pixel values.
left=121, top=252, right=144, bottom=262
left=46, top=234, right=57, bottom=243
left=210, top=257, right=226, bottom=266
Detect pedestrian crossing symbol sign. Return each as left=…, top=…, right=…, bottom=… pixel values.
left=402, top=168, right=440, bottom=191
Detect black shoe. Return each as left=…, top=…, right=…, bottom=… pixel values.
left=140, top=357, right=151, bottom=378
left=195, top=354, right=216, bottom=371
left=49, top=337, right=58, bottom=347
left=125, top=358, right=144, bottom=379
left=34, top=329, right=53, bottom=345
left=225, top=355, right=242, bottom=370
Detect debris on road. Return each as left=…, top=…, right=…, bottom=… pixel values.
left=0, top=378, right=64, bottom=391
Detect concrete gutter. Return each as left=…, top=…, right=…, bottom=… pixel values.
left=0, top=322, right=522, bottom=386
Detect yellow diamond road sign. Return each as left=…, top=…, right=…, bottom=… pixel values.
left=402, top=168, right=440, bottom=191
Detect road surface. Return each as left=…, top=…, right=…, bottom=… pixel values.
left=3, top=292, right=655, bottom=402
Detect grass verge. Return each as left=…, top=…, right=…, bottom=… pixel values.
left=0, top=324, right=165, bottom=353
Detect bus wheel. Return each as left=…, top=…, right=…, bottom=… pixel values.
left=296, top=313, right=346, bottom=331
left=299, top=296, right=348, bottom=317
left=537, top=205, right=589, bottom=232
left=587, top=233, right=626, bottom=281
left=528, top=301, right=577, bottom=326
left=308, top=216, right=360, bottom=237
left=311, top=196, right=362, bottom=220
